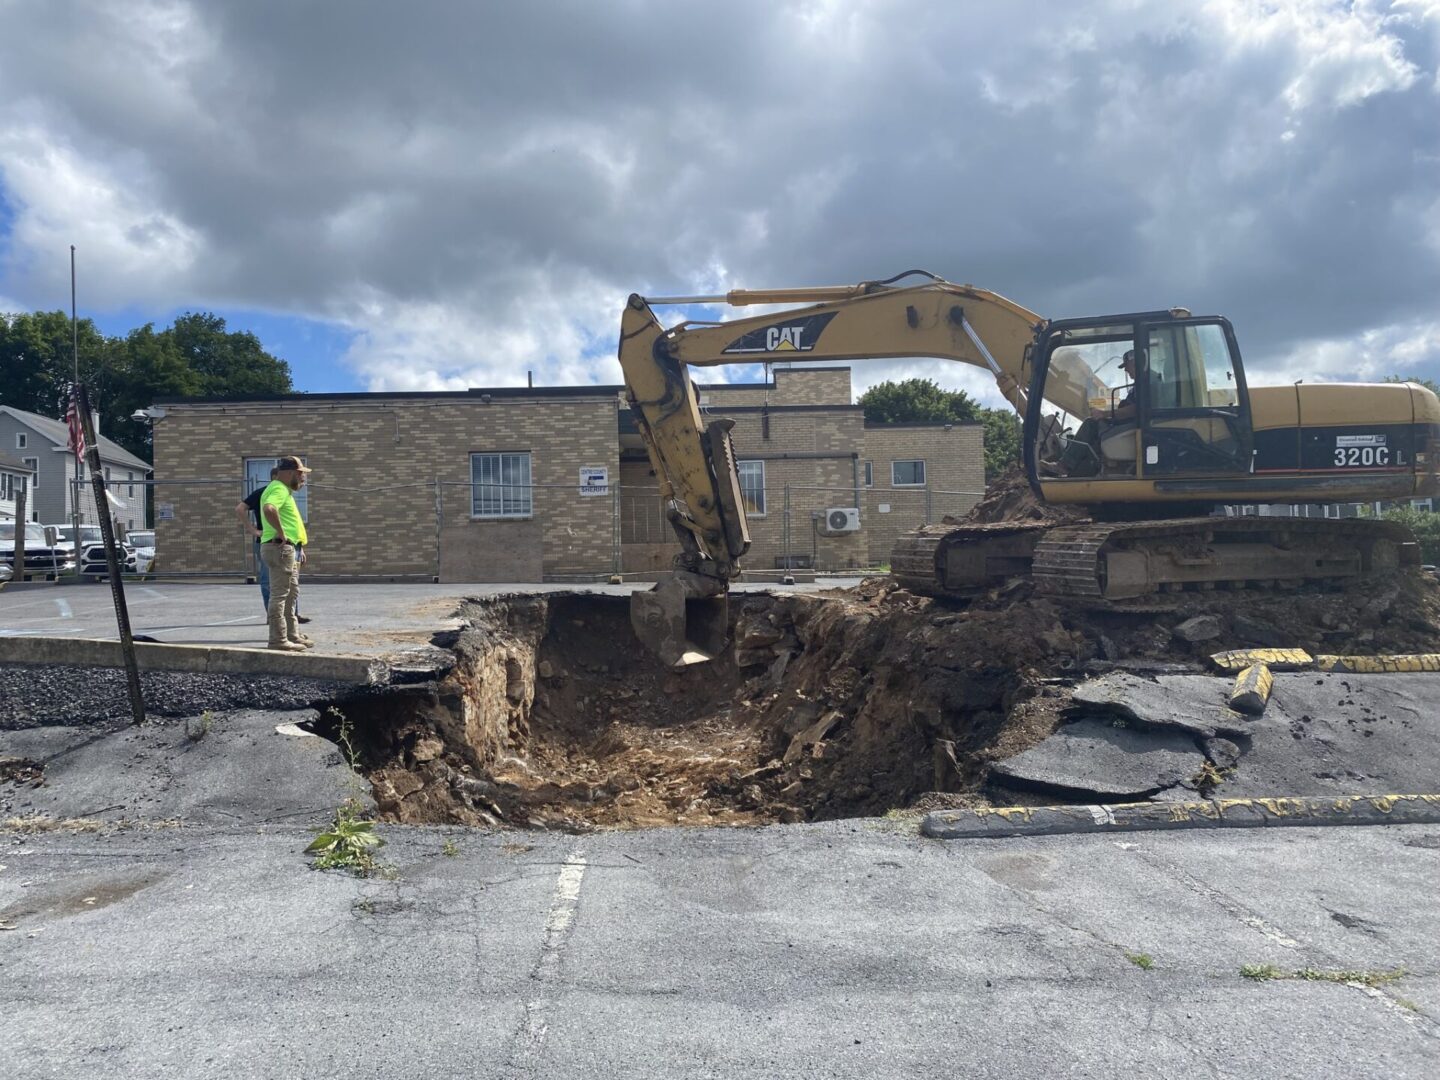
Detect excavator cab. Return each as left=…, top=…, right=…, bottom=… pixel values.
left=1024, top=312, right=1254, bottom=494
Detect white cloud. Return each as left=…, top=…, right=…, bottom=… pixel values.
left=0, top=0, right=1435, bottom=396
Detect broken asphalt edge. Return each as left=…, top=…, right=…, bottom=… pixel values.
left=922, top=794, right=1440, bottom=840
left=0, top=635, right=388, bottom=686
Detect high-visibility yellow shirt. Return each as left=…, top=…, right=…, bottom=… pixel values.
left=259, top=480, right=308, bottom=545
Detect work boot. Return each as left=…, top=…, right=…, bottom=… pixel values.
left=297, top=615, right=312, bottom=624
left=269, top=640, right=307, bottom=653
left=289, top=635, right=315, bottom=649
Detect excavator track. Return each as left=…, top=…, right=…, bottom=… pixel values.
left=1031, top=517, right=1420, bottom=599
left=891, top=516, right=1419, bottom=601
left=890, top=520, right=1052, bottom=598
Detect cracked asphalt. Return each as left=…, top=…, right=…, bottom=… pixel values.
left=2, top=819, right=1437, bottom=1078
left=3, top=581, right=1438, bottom=1076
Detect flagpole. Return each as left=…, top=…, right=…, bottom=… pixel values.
left=70, top=246, right=82, bottom=578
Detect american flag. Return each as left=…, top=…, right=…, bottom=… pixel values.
left=65, top=393, right=86, bottom=463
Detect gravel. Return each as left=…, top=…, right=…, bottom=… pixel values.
left=0, top=664, right=356, bottom=729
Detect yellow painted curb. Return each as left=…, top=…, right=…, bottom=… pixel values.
left=1314, top=654, right=1440, bottom=674
left=1210, top=648, right=1313, bottom=673
left=1228, top=663, right=1273, bottom=715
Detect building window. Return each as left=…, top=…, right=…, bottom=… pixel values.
left=23, top=457, right=37, bottom=489
left=863, top=460, right=873, bottom=487
left=15, top=433, right=26, bottom=450
left=471, top=452, right=532, bottom=518
left=738, top=460, right=765, bottom=516
left=127, top=471, right=135, bottom=497
left=892, top=459, right=926, bottom=487
left=243, top=457, right=309, bottom=520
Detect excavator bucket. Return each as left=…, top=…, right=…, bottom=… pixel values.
left=630, top=576, right=730, bottom=668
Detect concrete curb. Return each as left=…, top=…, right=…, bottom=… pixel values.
left=0, top=635, right=388, bottom=685
left=922, top=794, right=1440, bottom=840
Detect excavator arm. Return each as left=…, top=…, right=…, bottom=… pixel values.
left=619, top=271, right=1046, bottom=665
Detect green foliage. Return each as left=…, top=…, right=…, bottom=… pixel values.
left=306, top=799, right=385, bottom=875
left=183, top=710, right=215, bottom=742
left=1241, top=963, right=1404, bottom=987
left=1240, top=963, right=1283, bottom=982
left=0, top=309, right=293, bottom=462
left=441, top=839, right=460, bottom=858
left=1381, top=505, right=1440, bottom=564
left=858, top=377, right=981, bottom=424
left=858, top=378, right=1021, bottom=483
left=1126, top=952, right=1155, bottom=970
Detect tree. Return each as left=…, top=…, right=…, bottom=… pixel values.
left=857, top=378, right=981, bottom=424
left=0, top=310, right=293, bottom=462
left=858, top=377, right=1020, bottom=483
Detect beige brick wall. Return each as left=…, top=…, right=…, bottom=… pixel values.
left=861, top=423, right=985, bottom=565
left=153, top=395, right=620, bottom=581
left=700, top=367, right=851, bottom=408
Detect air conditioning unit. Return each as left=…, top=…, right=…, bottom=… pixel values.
left=820, top=507, right=861, bottom=534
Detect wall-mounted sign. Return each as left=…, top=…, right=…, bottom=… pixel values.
left=157, top=503, right=176, bottom=521
left=579, top=466, right=609, bottom=496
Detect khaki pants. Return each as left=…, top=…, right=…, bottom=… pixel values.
left=261, top=542, right=300, bottom=646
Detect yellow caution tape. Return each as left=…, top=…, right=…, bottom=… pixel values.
left=1314, top=654, right=1440, bottom=674
left=1210, top=648, right=1312, bottom=673
left=1228, top=663, right=1273, bottom=715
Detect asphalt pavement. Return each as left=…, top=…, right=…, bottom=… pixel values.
left=2, top=817, right=1437, bottom=1079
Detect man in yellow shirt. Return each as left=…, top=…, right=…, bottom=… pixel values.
left=259, top=455, right=313, bottom=651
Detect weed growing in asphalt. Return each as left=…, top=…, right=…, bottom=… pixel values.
left=306, top=708, right=389, bottom=877
left=1241, top=963, right=1405, bottom=987
left=184, top=710, right=215, bottom=742
left=1193, top=760, right=1227, bottom=790
left=441, top=839, right=460, bottom=858
left=307, top=798, right=385, bottom=874
left=1126, top=953, right=1155, bottom=970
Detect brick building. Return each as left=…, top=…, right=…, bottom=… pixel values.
left=149, top=368, right=985, bottom=581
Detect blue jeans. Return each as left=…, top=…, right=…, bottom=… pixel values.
left=254, top=540, right=270, bottom=610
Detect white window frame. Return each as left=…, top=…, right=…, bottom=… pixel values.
left=737, top=460, right=766, bottom=517
left=127, top=471, right=135, bottom=497
left=15, top=433, right=26, bottom=450
left=892, top=459, right=926, bottom=487
left=470, top=451, right=533, bottom=519
left=22, top=457, right=37, bottom=490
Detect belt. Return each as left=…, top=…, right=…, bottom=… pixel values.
left=263, top=538, right=293, bottom=545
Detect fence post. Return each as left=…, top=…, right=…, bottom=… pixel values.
left=611, top=483, right=621, bottom=576
left=433, top=477, right=444, bottom=582
left=782, top=484, right=791, bottom=570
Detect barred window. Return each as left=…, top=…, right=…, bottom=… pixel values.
left=471, top=452, right=532, bottom=518
left=738, top=460, right=765, bottom=516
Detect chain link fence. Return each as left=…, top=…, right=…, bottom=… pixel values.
left=64, top=475, right=982, bottom=581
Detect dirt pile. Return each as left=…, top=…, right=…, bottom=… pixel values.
left=326, top=568, right=1440, bottom=831
left=950, top=463, right=1087, bottom=525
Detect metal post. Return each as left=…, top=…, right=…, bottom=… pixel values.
left=925, top=486, right=934, bottom=525
left=75, top=383, right=145, bottom=726
left=433, top=477, right=444, bottom=583
left=12, top=487, right=26, bottom=580
left=782, top=484, right=791, bottom=570
left=611, top=484, right=620, bottom=575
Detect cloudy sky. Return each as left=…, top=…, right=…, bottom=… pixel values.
left=1, top=0, right=1437, bottom=407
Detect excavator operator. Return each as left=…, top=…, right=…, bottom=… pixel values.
left=1049, top=349, right=1148, bottom=477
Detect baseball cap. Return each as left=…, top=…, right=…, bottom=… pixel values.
left=276, top=456, right=312, bottom=473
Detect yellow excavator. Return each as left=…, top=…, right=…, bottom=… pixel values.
left=619, top=270, right=1438, bottom=666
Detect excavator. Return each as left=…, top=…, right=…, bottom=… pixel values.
left=619, top=270, right=1439, bottom=666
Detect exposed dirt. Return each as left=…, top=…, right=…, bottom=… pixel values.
left=323, top=565, right=1440, bottom=832
left=951, top=463, right=1088, bottom=525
